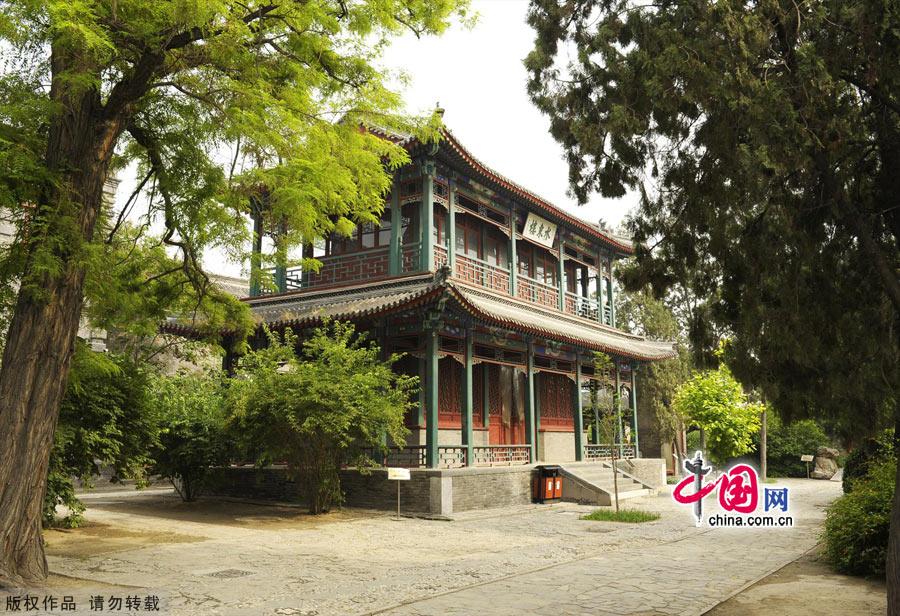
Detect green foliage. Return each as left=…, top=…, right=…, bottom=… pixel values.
left=754, top=415, right=831, bottom=478
left=525, top=0, right=898, bottom=449
left=149, top=372, right=229, bottom=502
left=674, top=365, right=762, bottom=464
left=228, top=322, right=416, bottom=514
left=581, top=509, right=660, bottom=523
left=616, top=286, right=692, bottom=450
left=43, top=343, right=158, bottom=527
left=843, top=429, right=896, bottom=494
left=0, top=0, right=470, bottom=357
left=824, top=458, right=896, bottom=578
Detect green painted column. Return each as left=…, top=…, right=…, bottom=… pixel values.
left=274, top=219, right=287, bottom=293
left=482, top=363, right=490, bottom=428
left=448, top=178, right=457, bottom=274
left=557, top=238, right=565, bottom=311
left=388, top=177, right=401, bottom=275
left=420, top=162, right=435, bottom=272
left=300, top=244, right=312, bottom=288
left=425, top=328, right=439, bottom=468
left=573, top=354, right=584, bottom=461
left=614, top=361, right=624, bottom=445
left=631, top=364, right=640, bottom=457
left=509, top=205, right=517, bottom=296
left=609, top=258, right=616, bottom=327
left=249, top=208, right=263, bottom=297
left=462, top=329, right=474, bottom=466
left=525, top=339, right=536, bottom=463
left=534, top=372, right=542, bottom=461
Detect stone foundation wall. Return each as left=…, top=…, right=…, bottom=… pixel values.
left=205, top=465, right=541, bottom=516
left=538, top=431, right=576, bottom=462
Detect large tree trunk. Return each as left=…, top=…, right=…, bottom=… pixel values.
left=0, top=49, right=124, bottom=588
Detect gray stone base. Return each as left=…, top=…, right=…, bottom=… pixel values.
left=206, top=465, right=537, bottom=517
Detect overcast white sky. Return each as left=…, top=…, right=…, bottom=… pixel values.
left=116, top=0, right=637, bottom=279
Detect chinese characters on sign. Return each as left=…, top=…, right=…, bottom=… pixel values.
left=3, top=594, right=161, bottom=612
left=672, top=451, right=793, bottom=528
left=522, top=212, right=557, bottom=248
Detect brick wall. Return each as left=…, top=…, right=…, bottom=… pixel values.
left=449, top=467, right=534, bottom=512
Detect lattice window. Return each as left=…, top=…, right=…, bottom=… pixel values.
left=540, top=373, right=574, bottom=429
left=438, top=357, right=461, bottom=427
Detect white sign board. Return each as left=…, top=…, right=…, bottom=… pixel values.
left=387, top=467, right=411, bottom=481
left=800, top=454, right=814, bottom=462
left=523, top=212, right=558, bottom=248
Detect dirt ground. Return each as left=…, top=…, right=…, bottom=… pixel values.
left=707, top=544, right=886, bottom=616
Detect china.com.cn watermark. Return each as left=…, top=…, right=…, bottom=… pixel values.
left=672, top=451, right=793, bottom=528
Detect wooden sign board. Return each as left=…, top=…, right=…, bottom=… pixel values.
left=387, top=467, right=411, bottom=481
left=523, top=212, right=557, bottom=248
left=800, top=454, right=814, bottom=462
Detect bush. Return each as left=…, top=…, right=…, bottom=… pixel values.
left=756, top=415, right=831, bottom=477
left=673, top=365, right=762, bottom=464
left=150, top=372, right=229, bottom=502
left=44, top=344, right=157, bottom=527
left=843, top=429, right=895, bottom=493
left=228, top=323, right=416, bottom=514
left=823, top=458, right=895, bottom=577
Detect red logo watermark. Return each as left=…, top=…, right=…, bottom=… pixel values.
left=673, top=452, right=791, bottom=527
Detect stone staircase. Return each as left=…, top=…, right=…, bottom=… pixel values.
left=559, top=461, right=655, bottom=506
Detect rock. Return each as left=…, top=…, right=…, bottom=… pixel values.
left=810, top=447, right=840, bottom=479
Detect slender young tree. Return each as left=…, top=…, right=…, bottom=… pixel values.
left=0, top=0, right=468, bottom=587
left=526, top=0, right=899, bottom=605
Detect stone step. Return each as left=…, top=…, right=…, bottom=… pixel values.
left=558, top=463, right=656, bottom=506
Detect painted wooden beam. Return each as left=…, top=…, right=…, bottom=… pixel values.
left=420, top=161, right=435, bottom=272
left=388, top=177, right=401, bottom=275
left=525, top=338, right=536, bottom=463
left=557, top=238, right=565, bottom=311
left=448, top=177, right=457, bottom=274
left=462, top=328, right=474, bottom=466
left=573, top=354, right=584, bottom=461
left=425, top=328, right=439, bottom=468
left=631, top=364, right=640, bottom=458
left=509, top=205, right=518, bottom=296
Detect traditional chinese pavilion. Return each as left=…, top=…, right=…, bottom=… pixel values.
left=236, top=126, right=675, bottom=475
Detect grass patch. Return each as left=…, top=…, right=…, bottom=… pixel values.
left=580, top=509, right=661, bottom=523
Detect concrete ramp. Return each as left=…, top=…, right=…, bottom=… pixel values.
left=560, top=462, right=655, bottom=506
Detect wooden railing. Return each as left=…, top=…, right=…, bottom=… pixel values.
left=564, top=291, right=600, bottom=320
left=584, top=443, right=637, bottom=461
left=438, top=446, right=467, bottom=468
left=453, top=254, right=510, bottom=294
left=434, top=244, right=449, bottom=269
left=360, top=446, right=427, bottom=468
left=472, top=445, right=532, bottom=466
left=401, top=241, right=421, bottom=273
left=516, top=275, right=559, bottom=309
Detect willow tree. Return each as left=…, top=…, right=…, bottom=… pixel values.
left=526, top=0, right=899, bottom=604
left=0, top=0, right=468, bottom=587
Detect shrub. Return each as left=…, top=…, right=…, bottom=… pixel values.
left=150, top=372, right=229, bottom=502
left=228, top=323, right=416, bottom=514
left=843, top=429, right=895, bottom=493
left=755, top=415, right=831, bottom=477
left=673, top=365, right=762, bottom=464
left=43, top=344, right=157, bottom=527
left=823, top=458, right=895, bottom=577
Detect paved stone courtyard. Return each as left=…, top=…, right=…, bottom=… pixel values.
left=30, top=478, right=854, bottom=615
